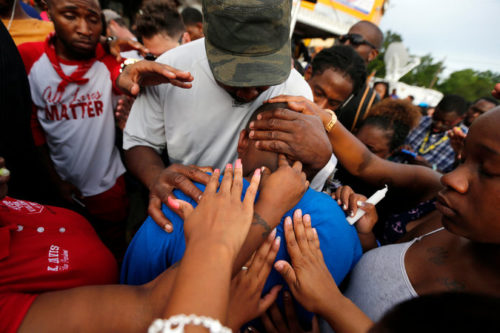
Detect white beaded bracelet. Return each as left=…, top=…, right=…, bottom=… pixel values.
left=148, top=314, right=232, bottom=333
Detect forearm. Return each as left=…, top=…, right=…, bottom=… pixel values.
left=19, top=266, right=178, bottom=333
left=124, top=146, right=165, bottom=189
left=327, top=123, right=442, bottom=202
left=231, top=201, right=284, bottom=275
left=163, top=243, right=234, bottom=329
left=320, top=293, right=373, bottom=333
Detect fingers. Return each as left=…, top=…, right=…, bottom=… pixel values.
left=312, top=228, right=321, bottom=251
left=204, top=168, right=220, bottom=195
left=243, top=168, right=261, bottom=208
left=249, top=230, right=280, bottom=281
left=219, top=163, right=233, bottom=195
left=249, top=116, right=297, bottom=134
left=283, top=292, right=301, bottom=331
left=249, top=108, right=299, bottom=123
left=274, top=259, right=297, bottom=287
left=255, top=140, right=294, bottom=157
left=277, top=154, right=290, bottom=168
left=258, top=285, right=282, bottom=314
left=303, top=214, right=315, bottom=244
left=269, top=302, right=287, bottom=332
left=232, top=159, right=244, bottom=200
left=168, top=172, right=205, bottom=203
left=292, top=209, right=309, bottom=252
left=148, top=195, right=173, bottom=232
left=281, top=216, right=299, bottom=259
left=167, top=196, right=194, bottom=220
left=261, top=311, right=279, bottom=333
left=291, top=159, right=303, bottom=172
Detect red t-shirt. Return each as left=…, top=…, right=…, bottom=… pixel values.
left=0, top=197, right=118, bottom=332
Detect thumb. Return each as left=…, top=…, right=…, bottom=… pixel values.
left=258, top=285, right=282, bottom=314
left=167, top=196, right=194, bottom=220
left=260, top=166, right=271, bottom=183
left=274, top=260, right=297, bottom=286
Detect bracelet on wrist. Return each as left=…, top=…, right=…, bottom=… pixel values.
left=323, top=108, right=337, bottom=133
left=148, top=314, right=232, bottom=333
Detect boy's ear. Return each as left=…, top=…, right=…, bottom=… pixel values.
left=237, top=129, right=249, bottom=154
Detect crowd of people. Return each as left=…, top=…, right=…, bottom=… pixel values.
left=1, top=0, right=499, bottom=332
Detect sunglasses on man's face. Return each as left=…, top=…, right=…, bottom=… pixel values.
left=338, top=34, right=377, bottom=49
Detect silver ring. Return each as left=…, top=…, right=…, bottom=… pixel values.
left=241, top=266, right=248, bottom=271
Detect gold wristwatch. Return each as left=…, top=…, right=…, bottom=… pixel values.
left=324, top=109, right=337, bottom=132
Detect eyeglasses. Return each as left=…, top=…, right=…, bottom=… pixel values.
left=338, top=34, right=377, bottom=50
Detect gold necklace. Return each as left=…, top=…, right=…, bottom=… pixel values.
left=418, top=130, right=449, bottom=155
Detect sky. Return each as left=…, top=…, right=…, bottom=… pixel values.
left=378, top=0, right=500, bottom=79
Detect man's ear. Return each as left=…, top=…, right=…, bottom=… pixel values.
left=181, top=32, right=191, bottom=45
left=237, top=129, right=249, bottom=154
left=304, top=65, right=312, bottom=81
left=368, top=49, right=379, bottom=63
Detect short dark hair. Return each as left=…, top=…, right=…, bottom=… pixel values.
left=375, top=292, right=500, bottom=333
left=181, top=7, right=202, bottom=25
left=135, top=0, right=185, bottom=40
left=311, top=45, right=366, bottom=96
left=360, top=99, right=421, bottom=152
left=436, top=94, right=468, bottom=116
left=474, top=96, right=499, bottom=106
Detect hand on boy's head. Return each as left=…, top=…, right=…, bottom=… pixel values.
left=258, top=155, right=309, bottom=215
left=248, top=103, right=332, bottom=177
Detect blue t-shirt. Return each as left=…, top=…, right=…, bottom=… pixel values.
left=121, top=179, right=362, bottom=292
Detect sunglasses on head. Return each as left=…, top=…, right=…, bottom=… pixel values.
left=338, top=34, right=377, bottom=49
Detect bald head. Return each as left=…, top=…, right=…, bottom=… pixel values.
left=347, top=20, right=383, bottom=64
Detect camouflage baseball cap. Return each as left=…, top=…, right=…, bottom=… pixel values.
left=203, top=0, right=292, bottom=87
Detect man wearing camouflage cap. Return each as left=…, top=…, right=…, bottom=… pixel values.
left=121, top=0, right=334, bottom=231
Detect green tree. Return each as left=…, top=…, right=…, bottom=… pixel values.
left=400, top=54, right=444, bottom=88
left=437, top=69, right=499, bottom=101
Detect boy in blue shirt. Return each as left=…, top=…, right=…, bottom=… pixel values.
left=121, top=102, right=362, bottom=321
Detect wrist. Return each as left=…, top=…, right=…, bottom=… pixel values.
left=322, top=109, right=338, bottom=133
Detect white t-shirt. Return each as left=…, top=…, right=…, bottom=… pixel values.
left=20, top=42, right=125, bottom=197
left=124, top=38, right=336, bottom=188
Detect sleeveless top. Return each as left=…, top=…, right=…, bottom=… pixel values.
left=319, top=227, right=445, bottom=333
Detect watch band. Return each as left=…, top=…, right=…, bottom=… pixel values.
left=324, top=108, right=337, bottom=132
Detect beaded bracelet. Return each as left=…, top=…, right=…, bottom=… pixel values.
left=148, top=314, right=232, bottom=333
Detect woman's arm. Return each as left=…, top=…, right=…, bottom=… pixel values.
left=250, top=96, right=443, bottom=206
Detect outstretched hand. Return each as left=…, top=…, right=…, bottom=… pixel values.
left=117, top=60, right=193, bottom=96
left=274, top=209, right=340, bottom=316
left=171, top=160, right=261, bottom=256
left=227, top=230, right=282, bottom=331
left=108, top=37, right=150, bottom=62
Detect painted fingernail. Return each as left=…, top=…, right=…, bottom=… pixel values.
left=350, top=211, right=355, bottom=217
left=164, top=224, right=172, bottom=232
left=269, top=228, right=277, bottom=239
left=337, top=199, right=342, bottom=205
left=214, top=168, right=220, bottom=174
left=249, top=130, right=255, bottom=137
left=254, top=168, right=261, bottom=176
left=285, top=216, right=292, bottom=226
left=275, top=261, right=283, bottom=270
left=235, top=159, right=242, bottom=169
left=357, top=200, right=365, bottom=207
left=343, top=204, right=348, bottom=210
left=249, top=121, right=255, bottom=128
left=294, top=209, right=302, bottom=218
left=226, top=163, right=232, bottom=169
left=275, top=236, right=281, bottom=246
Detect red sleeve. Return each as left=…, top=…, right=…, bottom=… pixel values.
left=0, top=292, right=38, bottom=333
left=17, top=41, right=45, bottom=76
left=100, top=52, right=124, bottom=95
